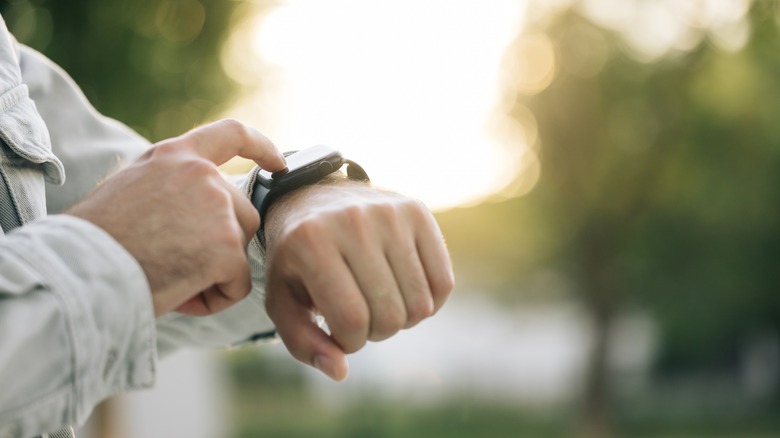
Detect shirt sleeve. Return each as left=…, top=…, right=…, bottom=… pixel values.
left=0, top=215, right=155, bottom=438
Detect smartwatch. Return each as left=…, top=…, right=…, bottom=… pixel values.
left=251, top=144, right=369, bottom=247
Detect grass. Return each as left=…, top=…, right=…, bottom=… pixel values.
left=224, top=351, right=780, bottom=438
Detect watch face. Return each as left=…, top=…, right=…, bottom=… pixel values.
left=257, top=145, right=344, bottom=188
left=250, top=144, right=365, bottom=233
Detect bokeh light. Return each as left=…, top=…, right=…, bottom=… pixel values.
left=222, top=0, right=530, bottom=211
left=576, top=0, right=753, bottom=61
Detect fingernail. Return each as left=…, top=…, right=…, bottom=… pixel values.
left=313, top=354, right=335, bottom=379
left=276, top=150, right=287, bottom=165
left=314, top=354, right=348, bottom=381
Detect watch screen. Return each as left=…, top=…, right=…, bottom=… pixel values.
left=258, top=145, right=341, bottom=181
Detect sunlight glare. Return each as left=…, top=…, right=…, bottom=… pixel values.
left=505, top=34, right=556, bottom=95
left=225, top=0, right=527, bottom=211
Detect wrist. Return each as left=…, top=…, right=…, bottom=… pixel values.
left=250, top=146, right=369, bottom=248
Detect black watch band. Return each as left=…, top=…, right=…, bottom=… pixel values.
left=250, top=147, right=369, bottom=248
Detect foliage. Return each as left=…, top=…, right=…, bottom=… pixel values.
left=0, top=0, right=249, bottom=141
left=227, top=352, right=780, bottom=438
left=439, top=2, right=780, bottom=388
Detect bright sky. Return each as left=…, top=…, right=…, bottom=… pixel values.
left=223, top=0, right=530, bottom=211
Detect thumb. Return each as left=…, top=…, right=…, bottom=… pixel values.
left=267, top=283, right=350, bottom=381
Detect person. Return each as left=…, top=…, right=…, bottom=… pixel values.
left=0, top=14, right=453, bottom=438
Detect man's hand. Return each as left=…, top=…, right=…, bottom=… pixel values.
left=263, top=181, right=455, bottom=381
left=68, top=119, right=286, bottom=316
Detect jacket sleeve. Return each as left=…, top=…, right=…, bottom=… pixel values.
left=0, top=215, right=156, bottom=437
left=18, top=45, right=277, bottom=357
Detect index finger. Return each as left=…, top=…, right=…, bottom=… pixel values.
left=182, top=119, right=287, bottom=170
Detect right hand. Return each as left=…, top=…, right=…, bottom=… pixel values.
left=68, top=119, right=287, bottom=316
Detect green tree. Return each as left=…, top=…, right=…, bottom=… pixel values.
left=439, top=2, right=780, bottom=436
left=525, top=0, right=779, bottom=399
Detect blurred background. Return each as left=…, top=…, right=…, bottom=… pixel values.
left=2, top=0, right=780, bottom=436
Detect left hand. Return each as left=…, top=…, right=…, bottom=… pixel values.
left=263, top=181, right=454, bottom=381
left=68, top=119, right=286, bottom=317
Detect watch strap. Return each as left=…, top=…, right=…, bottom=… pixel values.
left=253, top=154, right=369, bottom=249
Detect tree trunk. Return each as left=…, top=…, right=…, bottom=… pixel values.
left=577, top=222, right=619, bottom=438
left=579, top=304, right=615, bottom=438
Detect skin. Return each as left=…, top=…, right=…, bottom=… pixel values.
left=68, top=119, right=454, bottom=381
left=264, top=181, right=454, bottom=381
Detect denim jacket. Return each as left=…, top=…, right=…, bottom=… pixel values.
left=0, top=15, right=274, bottom=438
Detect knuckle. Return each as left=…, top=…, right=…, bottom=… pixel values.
left=217, top=118, right=244, bottom=130
left=223, top=226, right=246, bottom=248
left=373, top=203, right=401, bottom=228
left=236, top=282, right=252, bottom=299
left=338, top=308, right=370, bottom=335
left=202, top=181, right=230, bottom=206
left=149, top=139, right=183, bottom=159
left=440, top=270, right=456, bottom=294
left=368, top=200, right=393, bottom=215
left=185, top=157, right=217, bottom=177
left=431, top=272, right=455, bottom=304
left=165, top=156, right=217, bottom=186
left=340, top=338, right=366, bottom=355
left=341, top=207, right=374, bottom=247
left=341, top=204, right=367, bottom=225
left=361, top=198, right=393, bottom=216
left=218, top=118, right=251, bottom=141
left=332, top=310, right=369, bottom=353
left=284, top=218, right=327, bottom=247
left=218, top=218, right=246, bottom=246
left=404, top=198, right=431, bottom=223
left=370, top=310, right=405, bottom=341
left=406, top=298, right=435, bottom=326
left=203, top=202, right=244, bottom=248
